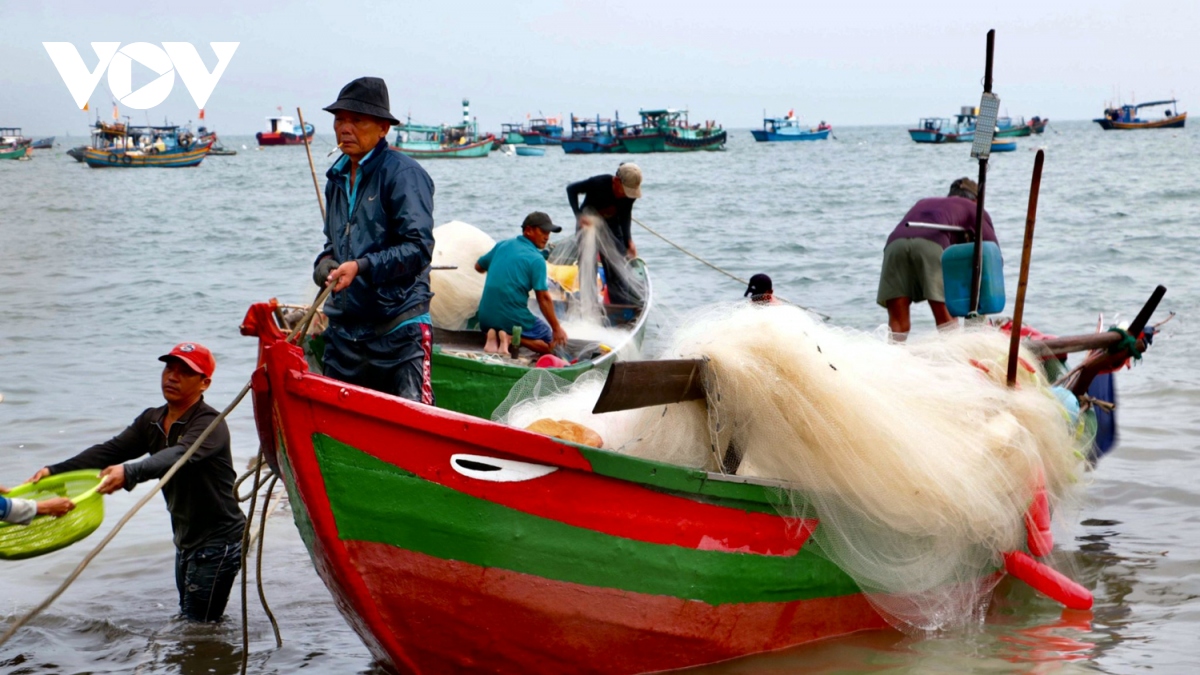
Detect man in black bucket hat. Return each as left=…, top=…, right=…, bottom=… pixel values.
left=313, top=77, right=437, bottom=403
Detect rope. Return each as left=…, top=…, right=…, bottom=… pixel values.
left=1106, top=326, right=1143, bottom=361
left=255, top=475, right=283, bottom=648
left=631, top=217, right=831, bottom=320
left=239, top=449, right=266, bottom=675
left=0, top=284, right=334, bottom=649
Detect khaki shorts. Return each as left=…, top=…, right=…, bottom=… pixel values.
left=877, top=238, right=945, bottom=306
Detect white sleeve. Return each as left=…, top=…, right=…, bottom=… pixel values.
left=0, top=497, right=38, bottom=525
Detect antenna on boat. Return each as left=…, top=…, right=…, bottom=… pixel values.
left=967, top=29, right=999, bottom=317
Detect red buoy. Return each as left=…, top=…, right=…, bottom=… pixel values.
left=1025, top=488, right=1053, bottom=556
left=1004, top=551, right=1093, bottom=611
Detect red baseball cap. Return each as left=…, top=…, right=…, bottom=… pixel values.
left=158, top=342, right=216, bottom=378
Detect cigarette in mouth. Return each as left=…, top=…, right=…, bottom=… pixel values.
left=327, top=143, right=343, bottom=157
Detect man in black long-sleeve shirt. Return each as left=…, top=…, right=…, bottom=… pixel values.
left=29, top=342, right=245, bottom=622
left=566, top=163, right=643, bottom=304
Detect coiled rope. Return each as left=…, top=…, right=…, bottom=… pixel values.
left=631, top=216, right=831, bottom=320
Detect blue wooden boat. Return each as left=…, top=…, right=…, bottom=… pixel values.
left=750, top=114, right=830, bottom=142
left=990, top=139, right=1017, bottom=152
left=515, top=146, right=545, bottom=156
left=523, top=117, right=565, bottom=145
left=1094, top=99, right=1186, bottom=130
left=30, top=136, right=54, bottom=149
left=561, top=114, right=623, bottom=154
left=82, top=124, right=213, bottom=168
left=908, top=117, right=952, bottom=143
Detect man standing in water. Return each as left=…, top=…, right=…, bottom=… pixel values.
left=566, top=163, right=643, bottom=304
left=28, top=343, right=245, bottom=622
left=313, top=77, right=436, bottom=403
left=877, top=178, right=998, bottom=339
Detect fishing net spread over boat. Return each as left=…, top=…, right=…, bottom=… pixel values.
left=495, top=303, right=1090, bottom=632
left=429, top=221, right=495, bottom=330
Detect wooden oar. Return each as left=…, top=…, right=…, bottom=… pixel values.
left=1006, top=150, right=1044, bottom=386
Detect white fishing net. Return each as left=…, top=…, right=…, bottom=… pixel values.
left=495, top=302, right=1089, bottom=632
left=429, top=221, right=495, bottom=330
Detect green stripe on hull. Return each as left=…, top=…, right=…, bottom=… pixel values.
left=315, top=435, right=860, bottom=605
left=431, top=352, right=593, bottom=419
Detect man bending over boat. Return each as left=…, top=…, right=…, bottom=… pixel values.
left=877, top=177, right=998, bottom=340
left=313, top=77, right=436, bottom=403
left=27, top=343, right=246, bottom=622
left=474, top=212, right=569, bottom=356
left=566, top=163, right=642, bottom=304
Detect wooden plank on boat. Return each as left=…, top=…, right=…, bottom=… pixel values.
left=591, top=359, right=705, bottom=414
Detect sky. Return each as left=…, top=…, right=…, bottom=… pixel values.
left=2, top=0, right=1197, bottom=136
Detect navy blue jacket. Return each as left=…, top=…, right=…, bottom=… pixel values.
left=316, top=139, right=435, bottom=339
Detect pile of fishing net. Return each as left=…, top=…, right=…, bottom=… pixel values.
left=495, top=303, right=1090, bottom=632
left=429, top=221, right=495, bottom=330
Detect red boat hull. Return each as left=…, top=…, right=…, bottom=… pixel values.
left=256, top=131, right=314, bottom=146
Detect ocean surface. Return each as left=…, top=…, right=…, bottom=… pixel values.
left=1, top=122, right=1196, bottom=674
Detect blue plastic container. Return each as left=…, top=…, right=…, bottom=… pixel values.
left=942, top=241, right=1005, bottom=317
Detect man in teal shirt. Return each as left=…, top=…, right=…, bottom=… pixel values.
left=474, top=212, right=569, bottom=355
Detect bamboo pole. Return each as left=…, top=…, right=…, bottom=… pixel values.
left=1006, top=150, right=1045, bottom=386
left=297, top=107, right=325, bottom=222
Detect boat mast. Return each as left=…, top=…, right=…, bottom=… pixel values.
left=968, top=30, right=996, bottom=317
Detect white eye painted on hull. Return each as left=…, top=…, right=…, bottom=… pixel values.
left=450, top=454, right=558, bottom=482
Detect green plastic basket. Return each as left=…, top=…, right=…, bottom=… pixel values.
left=0, top=469, right=105, bottom=560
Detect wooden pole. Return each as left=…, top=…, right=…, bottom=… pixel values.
left=1006, top=149, right=1045, bottom=386
left=297, top=107, right=325, bottom=222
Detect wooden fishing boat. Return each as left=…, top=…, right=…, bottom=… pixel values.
left=500, top=123, right=526, bottom=145
left=0, top=145, right=30, bottom=160
left=240, top=298, right=889, bottom=675
left=522, top=117, right=565, bottom=145
left=908, top=117, right=952, bottom=143
left=619, top=109, right=726, bottom=153
left=1030, top=116, right=1049, bottom=134
left=30, top=136, right=54, bottom=149
left=256, top=115, right=315, bottom=146
left=393, top=100, right=495, bottom=159
left=991, top=138, right=1017, bottom=152
left=0, top=127, right=32, bottom=148
left=429, top=259, right=652, bottom=420
left=1094, top=99, right=1186, bottom=130
left=515, top=146, right=545, bottom=156
left=561, top=115, right=623, bottom=154
left=82, top=125, right=213, bottom=168
left=751, top=113, right=831, bottom=141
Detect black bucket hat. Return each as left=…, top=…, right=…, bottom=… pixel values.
left=323, top=77, right=400, bottom=125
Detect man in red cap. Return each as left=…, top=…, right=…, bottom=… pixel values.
left=312, top=76, right=436, bottom=404
left=28, top=343, right=246, bottom=622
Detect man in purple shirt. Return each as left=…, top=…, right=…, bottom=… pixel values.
left=877, top=178, right=998, bottom=338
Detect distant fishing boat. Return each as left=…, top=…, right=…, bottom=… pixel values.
left=392, top=100, right=494, bottom=159
left=1029, top=116, right=1049, bottom=134
left=196, top=126, right=236, bottom=156
left=522, top=117, right=564, bottom=145
left=751, top=111, right=831, bottom=141
left=619, top=109, right=726, bottom=153
left=0, top=145, right=30, bottom=160
left=561, top=114, right=623, bottom=154
left=30, top=136, right=54, bottom=149
left=256, top=114, right=315, bottom=146
left=1094, top=99, right=1186, bottom=130
left=515, top=146, right=545, bottom=157
left=0, top=127, right=32, bottom=148
left=500, top=123, right=526, bottom=145
left=909, top=107, right=1040, bottom=144
left=990, top=139, right=1017, bottom=152
left=82, top=125, right=213, bottom=168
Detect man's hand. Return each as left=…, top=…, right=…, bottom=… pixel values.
left=26, top=467, right=50, bottom=484
left=626, top=241, right=638, bottom=260
left=36, top=498, right=76, bottom=518
left=551, top=325, right=568, bottom=348
left=98, top=465, right=125, bottom=494
left=313, top=257, right=338, bottom=287
left=327, top=260, right=360, bottom=292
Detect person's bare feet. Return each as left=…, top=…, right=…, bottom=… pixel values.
left=484, top=328, right=499, bottom=353
left=498, top=331, right=511, bottom=357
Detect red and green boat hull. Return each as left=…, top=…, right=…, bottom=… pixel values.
left=243, top=302, right=887, bottom=674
